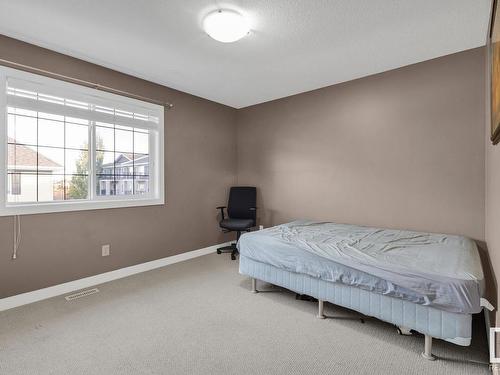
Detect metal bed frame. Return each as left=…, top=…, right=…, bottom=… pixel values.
left=240, top=254, right=479, bottom=361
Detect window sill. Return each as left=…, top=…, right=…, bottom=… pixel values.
left=0, top=197, right=165, bottom=216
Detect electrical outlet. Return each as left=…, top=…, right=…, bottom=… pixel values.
left=101, top=244, right=110, bottom=257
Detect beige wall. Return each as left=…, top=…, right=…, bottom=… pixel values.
left=237, top=48, right=486, bottom=241
left=0, top=35, right=237, bottom=298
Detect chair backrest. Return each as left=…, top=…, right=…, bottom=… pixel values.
left=227, top=186, right=256, bottom=221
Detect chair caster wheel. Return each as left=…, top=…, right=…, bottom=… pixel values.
left=217, top=250, right=221, bottom=254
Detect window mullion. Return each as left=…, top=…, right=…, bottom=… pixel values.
left=149, top=132, right=153, bottom=199
left=89, top=119, right=95, bottom=201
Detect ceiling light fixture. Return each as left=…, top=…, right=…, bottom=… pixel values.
left=203, top=9, right=250, bottom=43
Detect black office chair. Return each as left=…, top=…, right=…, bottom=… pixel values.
left=216, top=186, right=257, bottom=260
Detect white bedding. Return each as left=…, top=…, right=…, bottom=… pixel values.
left=238, top=220, right=484, bottom=314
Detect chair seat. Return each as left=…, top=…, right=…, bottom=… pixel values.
left=220, top=218, right=254, bottom=231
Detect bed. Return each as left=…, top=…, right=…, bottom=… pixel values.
left=238, top=220, right=487, bottom=360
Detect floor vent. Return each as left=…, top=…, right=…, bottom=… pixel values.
left=64, top=288, right=99, bottom=301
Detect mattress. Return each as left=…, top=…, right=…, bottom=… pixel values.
left=238, top=220, right=484, bottom=314
left=239, top=255, right=472, bottom=346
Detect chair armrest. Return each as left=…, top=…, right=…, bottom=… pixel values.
left=216, top=206, right=226, bottom=220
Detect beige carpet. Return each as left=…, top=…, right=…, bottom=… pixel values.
left=0, top=253, right=490, bottom=375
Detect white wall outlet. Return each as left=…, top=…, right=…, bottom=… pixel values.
left=101, top=244, right=110, bottom=257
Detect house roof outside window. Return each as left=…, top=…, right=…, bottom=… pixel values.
left=8, top=138, right=62, bottom=170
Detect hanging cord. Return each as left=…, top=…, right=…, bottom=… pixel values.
left=12, top=215, right=21, bottom=260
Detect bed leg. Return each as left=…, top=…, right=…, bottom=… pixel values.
left=421, top=335, right=436, bottom=360
left=251, top=278, right=258, bottom=293
left=397, top=326, right=412, bottom=336
left=317, top=300, right=326, bottom=319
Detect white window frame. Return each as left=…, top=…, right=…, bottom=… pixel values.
left=0, top=66, right=165, bottom=216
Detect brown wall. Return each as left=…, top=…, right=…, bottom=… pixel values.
left=486, top=119, right=500, bottom=325
left=486, top=38, right=500, bottom=325
left=237, top=48, right=486, bottom=242
left=0, top=35, right=237, bottom=298
left=0, top=36, right=489, bottom=303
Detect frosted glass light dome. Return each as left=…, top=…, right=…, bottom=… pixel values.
left=203, top=9, right=250, bottom=43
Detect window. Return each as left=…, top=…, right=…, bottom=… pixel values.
left=9, top=174, right=21, bottom=195
left=0, top=67, right=164, bottom=216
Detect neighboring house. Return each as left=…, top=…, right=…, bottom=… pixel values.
left=7, top=139, right=64, bottom=202
left=98, top=153, right=149, bottom=196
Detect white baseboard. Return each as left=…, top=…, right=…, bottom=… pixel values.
left=486, top=308, right=493, bottom=358
left=0, top=241, right=231, bottom=312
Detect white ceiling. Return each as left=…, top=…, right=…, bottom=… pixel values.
left=0, top=0, right=492, bottom=108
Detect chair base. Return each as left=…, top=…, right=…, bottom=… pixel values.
left=217, top=243, right=239, bottom=260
